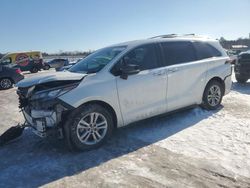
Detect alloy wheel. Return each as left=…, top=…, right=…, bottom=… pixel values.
left=0, top=79, right=12, bottom=89
left=207, top=85, right=221, bottom=107
left=76, top=112, right=108, bottom=145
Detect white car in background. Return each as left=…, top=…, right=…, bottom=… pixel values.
left=16, top=35, right=232, bottom=151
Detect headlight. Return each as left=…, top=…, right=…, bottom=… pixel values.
left=31, top=84, right=78, bottom=101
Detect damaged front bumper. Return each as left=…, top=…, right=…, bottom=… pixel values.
left=23, top=108, right=58, bottom=137
left=17, top=84, right=76, bottom=138
left=22, top=99, right=72, bottom=138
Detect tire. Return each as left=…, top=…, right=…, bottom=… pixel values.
left=30, top=67, right=38, bottom=73
left=0, top=78, right=13, bottom=89
left=202, top=80, right=223, bottom=110
left=63, top=104, right=114, bottom=151
left=43, top=65, right=50, bottom=70
left=235, top=75, right=248, bottom=83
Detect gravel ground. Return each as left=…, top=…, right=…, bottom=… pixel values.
left=0, top=70, right=250, bottom=188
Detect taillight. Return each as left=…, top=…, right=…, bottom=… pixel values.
left=15, top=68, right=22, bottom=74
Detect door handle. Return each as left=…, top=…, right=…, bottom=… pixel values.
left=168, top=68, right=179, bottom=73
left=153, top=72, right=163, bottom=76
left=152, top=70, right=165, bottom=76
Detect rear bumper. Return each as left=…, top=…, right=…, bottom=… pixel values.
left=234, top=66, right=250, bottom=78
left=13, top=74, right=24, bottom=84
left=235, top=72, right=250, bottom=79
left=223, top=66, right=232, bottom=95
left=224, top=75, right=232, bottom=95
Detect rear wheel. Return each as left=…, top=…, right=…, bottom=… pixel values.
left=63, top=104, right=114, bottom=151
left=202, top=80, right=223, bottom=110
left=0, top=78, right=13, bottom=89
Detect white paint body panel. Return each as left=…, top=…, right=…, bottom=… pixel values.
left=59, top=73, right=125, bottom=127
left=116, top=67, right=168, bottom=125
left=17, top=71, right=86, bottom=88
left=58, top=38, right=232, bottom=128
left=166, top=59, right=208, bottom=111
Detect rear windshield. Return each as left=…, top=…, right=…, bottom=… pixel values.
left=69, top=46, right=126, bottom=74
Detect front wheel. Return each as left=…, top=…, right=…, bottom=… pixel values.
left=202, top=80, right=223, bottom=110
left=63, top=104, right=114, bottom=151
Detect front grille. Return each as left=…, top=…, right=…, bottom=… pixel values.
left=18, top=97, right=29, bottom=109
left=17, top=88, right=30, bottom=108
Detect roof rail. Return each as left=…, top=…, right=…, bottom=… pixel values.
left=149, top=33, right=202, bottom=39
left=149, top=34, right=178, bottom=39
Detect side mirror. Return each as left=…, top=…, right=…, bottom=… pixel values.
left=120, top=63, right=140, bottom=80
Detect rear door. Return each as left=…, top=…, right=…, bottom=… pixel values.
left=160, top=41, right=208, bottom=111
left=115, top=43, right=168, bottom=125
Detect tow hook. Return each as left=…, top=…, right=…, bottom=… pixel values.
left=0, top=122, right=29, bottom=146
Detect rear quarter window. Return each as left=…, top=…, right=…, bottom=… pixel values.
left=161, top=41, right=196, bottom=66
left=193, top=42, right=222, bottom=60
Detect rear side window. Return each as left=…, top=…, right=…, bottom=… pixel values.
left=161, top=42, right=196, bottom=66
left=194, top=42, right=222, bottom=60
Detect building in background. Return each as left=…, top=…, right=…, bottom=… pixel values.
left=220, top=35, right=250, bottom=54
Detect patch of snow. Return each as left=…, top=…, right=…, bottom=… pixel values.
left=126, top=79, right=250, bottom=178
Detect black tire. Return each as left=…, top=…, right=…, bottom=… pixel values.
left=235, top=75, right=248, bottom=83
left=0, top=78, right=13, bottom=89
left=30, top=67, right=38, bottom=73
left=43, top=65, right=50, bottom=70
left=201, top=80, right=223, bottom=110
left=63, top=104, right=114, bottom=151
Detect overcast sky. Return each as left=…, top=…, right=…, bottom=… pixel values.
left=1, top=0, right=250, bottom=53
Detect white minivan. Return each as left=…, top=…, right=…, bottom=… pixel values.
left=17, top=35, right=232, bottom=151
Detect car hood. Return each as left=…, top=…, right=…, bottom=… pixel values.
left=16, top=71, right=87, bottom=88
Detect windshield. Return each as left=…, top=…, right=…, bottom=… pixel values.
left=69, top=46, right=126, bottom=73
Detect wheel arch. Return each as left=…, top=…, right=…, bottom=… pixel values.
left=45, top=64, right=50, bottom=68
left=80, top=100, right=118, bottom=128
left=0, top=77, right=14, bottom=83
left=205, top=77, right=225, bottom=96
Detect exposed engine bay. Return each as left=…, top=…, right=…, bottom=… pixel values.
left=17, top=80, right=80, bottom=138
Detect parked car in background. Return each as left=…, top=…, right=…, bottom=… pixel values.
left=0, top=51, right=44, bottom=73
left=43, top=58, right=69, bottom=71
left=57, top=62, right=76, bottom=71
left=57, top=58, right=83, bottom=71
left=226, top=49, right=238, bottom=64
left=16, top=35, right=232, bottom=151
left=0, top=65, right=24, bottom=89
left=235, top=52, right=250, bottom=83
